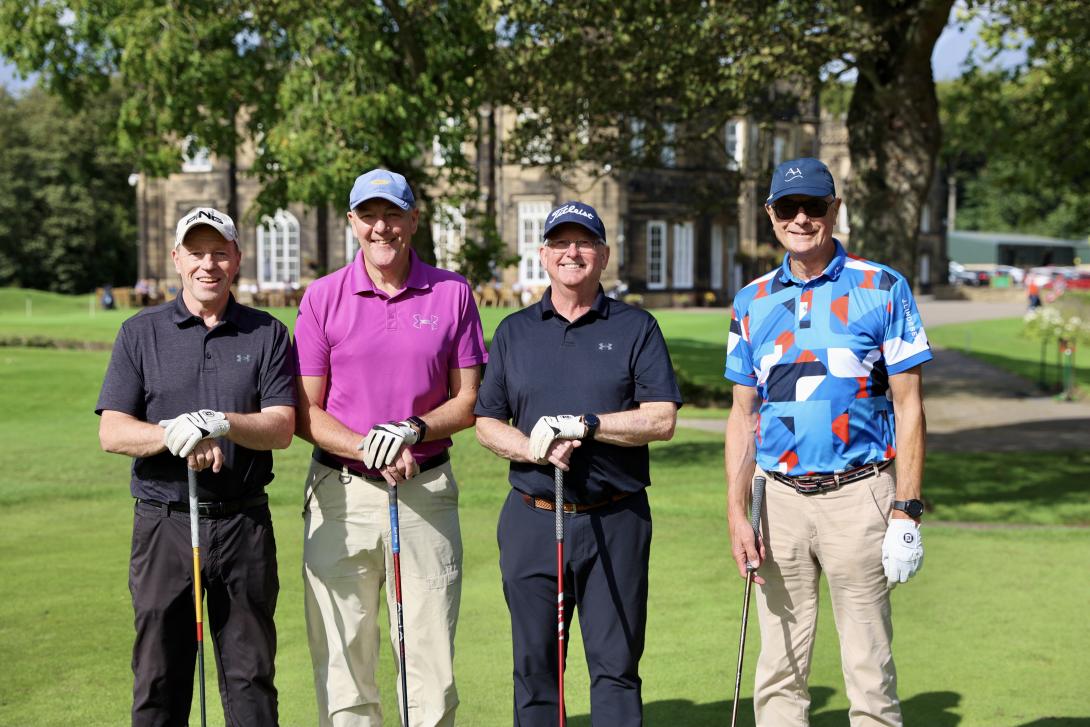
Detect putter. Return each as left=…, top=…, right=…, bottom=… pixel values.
left=186, top=466, right=208, bottom=727
left=730, top=474, right=766, bottom=727
left=388, top=483, right=411, bottom=727
left=554, top=466, right=566, bottom=727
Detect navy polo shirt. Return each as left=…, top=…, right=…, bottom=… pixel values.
left=96, top=294, right=296, bottom=503
left=475, top=287, right=682, bottom=503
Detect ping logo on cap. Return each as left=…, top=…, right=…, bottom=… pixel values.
left=186, top=210, right=224, bottom=225
left=784, top=167, right=803, bottom=182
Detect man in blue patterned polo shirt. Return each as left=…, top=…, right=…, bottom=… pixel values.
left=724, top=157, right=931, bottom=727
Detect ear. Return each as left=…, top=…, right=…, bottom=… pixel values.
left=409, top=208, right=420, bottom=234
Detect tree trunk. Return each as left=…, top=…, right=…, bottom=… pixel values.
left=846, top=0, right=954, bottom=286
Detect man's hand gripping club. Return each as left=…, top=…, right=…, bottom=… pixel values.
left=359, top=420, right=422, bottom=484
left=160, top=410, right=230, bottom=471
left=528, top=415, right=587, bottom=468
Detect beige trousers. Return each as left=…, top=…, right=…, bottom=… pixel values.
left=303, top=459, right=462, bottom=727
left=753, top=466, right=902, bottom=727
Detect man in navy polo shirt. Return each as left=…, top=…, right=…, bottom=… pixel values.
left=97, top=207, right=296, bottom=727
left=476, top=200, right=681, bottom=726
left=725, top=158, right=931, bottom=726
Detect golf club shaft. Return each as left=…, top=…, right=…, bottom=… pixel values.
left=730, top=475, right=766, bottom=727
left=388, top=484, right=410, bottom=727
left=554, top=466, right=565, bottom=727
left=187, top=466, right=207, bottom=727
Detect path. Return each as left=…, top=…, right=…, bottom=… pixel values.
left=677, top=297, right=1090, bottom=452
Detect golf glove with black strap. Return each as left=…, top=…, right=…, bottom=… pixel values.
left=359, top=420, right=420, bottom=469
left=882, top=518, right=923, bottom=587
left=529, top=414, right=587, bottom=463
left=159, top=409, right=230, bottom=458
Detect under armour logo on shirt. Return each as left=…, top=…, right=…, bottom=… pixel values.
left=412, top=314, right=440, bottom=330
left=785, top=167, right=803, bottom=182
left=235, top=354, right=251, bottom=363
left=598, top=342, right=613, bottom=351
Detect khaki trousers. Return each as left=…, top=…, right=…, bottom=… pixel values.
left=303, top=459, right=462, bottom=727
left=753, top=466, right=902, bottom=727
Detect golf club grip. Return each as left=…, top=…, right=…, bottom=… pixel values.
left=750, top=475, right=765, bottom=536
left=388, top=485, right=401, bottom=555
left=554, top=467, right=564, bottom=541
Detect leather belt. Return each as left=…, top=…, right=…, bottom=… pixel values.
left=137, top=493, right=268, bottom=518
left=313, top=448, right=450, bottom=484
left=770, top=460, right=892, bottom=495
left=522, top=491, right=632, bottom=514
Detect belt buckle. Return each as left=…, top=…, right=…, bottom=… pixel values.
left=562, top=502, right=577, bottom=513
left=196, top=501, right=222, bottom=517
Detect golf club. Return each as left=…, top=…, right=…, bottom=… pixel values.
left=388, top=483, right=411, bottom=727
left=730, top=474, right=766, bottom=727
left=187, top=465, right=208, bottom=727
left=554, top=465, right=566, bottom=727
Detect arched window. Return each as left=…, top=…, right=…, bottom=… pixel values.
left=257, top=210, right=301, bottom=288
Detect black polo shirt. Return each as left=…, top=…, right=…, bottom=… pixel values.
left=96, top=294, right=296, bottom=503
left=475, top=287, right=682, bottom=503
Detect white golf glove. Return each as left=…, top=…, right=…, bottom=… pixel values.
left=358, top=421, right=420, bottom=469
left=159, top=409, right=230, bottom=458
left=882, top=518, right=924, bottom=587
left=528, top=415, right=587, bottom=463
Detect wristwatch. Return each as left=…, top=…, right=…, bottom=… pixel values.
left=581, top=413, right=600, bottom=440
left=893, top=499, right=925, bottom=519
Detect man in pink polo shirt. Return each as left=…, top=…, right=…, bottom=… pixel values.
left=293, top=168, right=487, bottom=727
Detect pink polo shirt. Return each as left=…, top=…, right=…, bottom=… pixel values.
left=294, top=249, right=487, bottom=465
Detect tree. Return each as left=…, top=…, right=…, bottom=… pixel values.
left=495, top=0, right=955, bottom=282
left=0, top=84, right=136, bottom=292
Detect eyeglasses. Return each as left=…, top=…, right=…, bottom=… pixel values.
left=770, top=198, right=832, bottom=221
left=544, top=239, right=601, bottom=252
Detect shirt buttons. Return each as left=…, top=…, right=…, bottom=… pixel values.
left=205, top=353, right=212, bottom=359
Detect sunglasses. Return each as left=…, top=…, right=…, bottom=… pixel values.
left=770, top=198, right=832, bottom=220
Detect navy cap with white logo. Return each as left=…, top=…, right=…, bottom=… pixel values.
left=543, top=201, right=607, bottom=243
left=174, top=207, right=238, bottom=248
left=348, top=168, right=416, bottom=211
left=766, top=157, right=836, bottom=204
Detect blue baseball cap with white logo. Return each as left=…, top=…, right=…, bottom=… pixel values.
left=349, top=168, right=416, bottom=211
left=766, top=157, right=836, bottom=204
left=543, top=201, right=607, bottom=243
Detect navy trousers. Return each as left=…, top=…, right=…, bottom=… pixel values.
left=129, top=499, right=279, bottom=727
left=498, top=488, right=652, bottom=727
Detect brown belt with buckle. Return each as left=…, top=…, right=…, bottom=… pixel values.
left=522, top=491, right=632, bottom=514
left=770, top=459, right=892, bottom=495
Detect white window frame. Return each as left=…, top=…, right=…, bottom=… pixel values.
left=661, top=122, right=677, bottom=167
left=344, top=224, right=357, bottom=267
left=920, top=203, right=932, bottom=234
left=725, top=120, right=744, bottom=170
left=711, top=224, right=724, bottom=290
left=181, top=135, right=212, bottom=173
left=647, top=221, right=667, bottom=290
left=431, top=204, right=466, bottom=271
left=257, top=209, right=301, bottom=289
left=672, top=221, right=694, bottom=289
left=518, top=200, right=551, bottom=287
left=772, top=132, right=788, bottom=167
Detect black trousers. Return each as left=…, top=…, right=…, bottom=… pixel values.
left=498, top=489, right=652, bottom=727
left=129, top=499, right=279, bottom=727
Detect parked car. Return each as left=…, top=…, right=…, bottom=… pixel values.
left=993, top=265, right=1025, bottom=286
left=948, top=261, right=989, bottom=286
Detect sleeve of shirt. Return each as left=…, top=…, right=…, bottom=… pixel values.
left=633, top=315, right=683, bottom=405
left=473, top=320, right=511, bottom=420
left=883, top=276, right=933, bottom=375
left=724, top=295, right=757, bottom=386
left=95, top=323, right=146, bottom=418
left=259, top=319, right=298, bottom=408
left=449, top=282, right=488, bottom=370
left=293, top=287, right=331, bottom=378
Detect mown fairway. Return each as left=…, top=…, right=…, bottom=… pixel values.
left=1, top=293, right=1088, bottom=725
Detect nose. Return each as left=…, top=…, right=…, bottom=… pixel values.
left=372, top=218, right=388, bottom=234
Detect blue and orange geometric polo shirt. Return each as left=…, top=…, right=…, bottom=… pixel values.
left=725, top=240, right=932, bottom=476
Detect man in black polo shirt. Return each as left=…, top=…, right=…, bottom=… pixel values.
left=96, top=207, right=295, bottom=727
left=475, top=200, right=681, bottom=726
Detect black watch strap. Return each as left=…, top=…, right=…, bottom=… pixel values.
left=893, top=499, right=925, bottom=519
left=407, top=415, right=428, bottom=442
left=582, top=413, right=600, bottom=440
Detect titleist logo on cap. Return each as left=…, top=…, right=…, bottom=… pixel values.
left=549, top=204, right=595, bottom=224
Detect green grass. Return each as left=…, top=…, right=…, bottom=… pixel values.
left=927, top=317, right=1090, bottom=392
left=1, top=346, right=1089, bottom=726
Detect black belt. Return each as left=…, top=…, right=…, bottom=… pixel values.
left=770, top=460, right=892, bottom=494
left=312, top=448, right=450, bottom=484
left=136, top=493, right=268, bottom=518
left=521, top=491, right=632, bottom=513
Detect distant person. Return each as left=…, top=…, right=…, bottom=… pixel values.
left=475, top=200, right=681, bottom=725
left=1027, top=277, right=1041, bottom=309
left=725, top=158, right=932, bottom=726
left=96, top=206, right=296, bottom=726
left=293, top=168, right=486, bottom=726
left=102, top=284, right=116, bottom=310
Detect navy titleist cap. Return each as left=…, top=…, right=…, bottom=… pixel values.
left=349, top=168, right=416, bottom=211
left=543, top=201, right=607, bottom=243
left=767, top=157, right=836, bottom=204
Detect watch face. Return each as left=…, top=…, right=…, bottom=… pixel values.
left=901, top=499, right=925, bottom=518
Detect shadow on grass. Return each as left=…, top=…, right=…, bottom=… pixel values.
left=929, top=419, right=1090, bottom=453
left=565, top=687, right=842, bottom=726
left=812, top=690, right=961, bottom=726
left=1016, top=720, right=1090, bottom=726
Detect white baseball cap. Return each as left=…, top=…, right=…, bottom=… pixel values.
left=174, top=207, right=239, bottom=248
